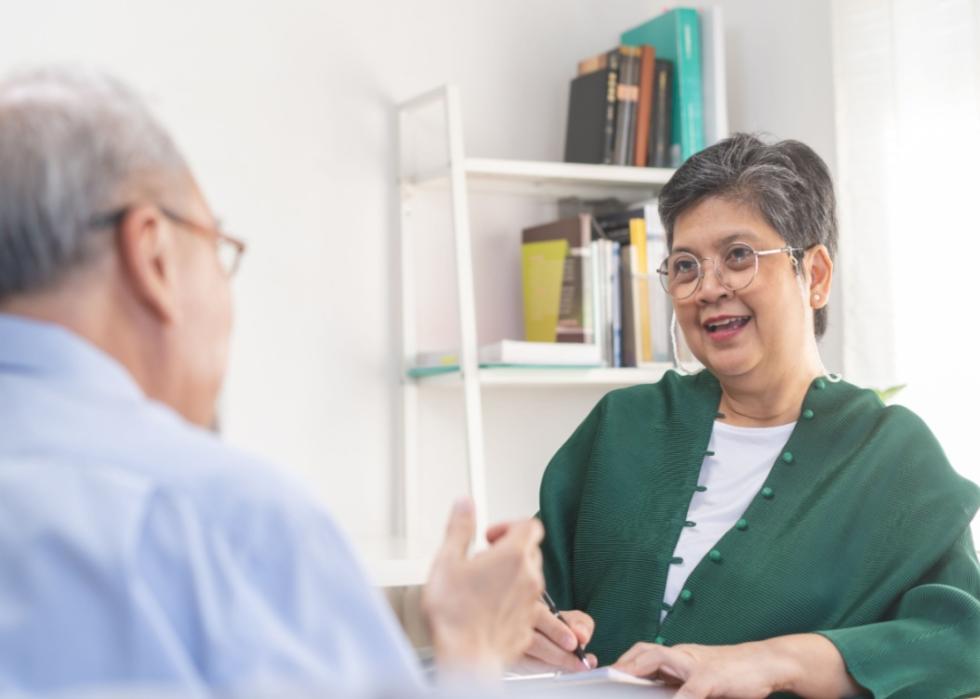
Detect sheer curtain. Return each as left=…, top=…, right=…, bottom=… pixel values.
left=831, top=0, right=980, bottom=537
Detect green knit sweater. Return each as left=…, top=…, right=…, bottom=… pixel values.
left=538, top=370, right=980, bottom=698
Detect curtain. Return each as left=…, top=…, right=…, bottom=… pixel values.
left=831, top=0, right=980, bottom=536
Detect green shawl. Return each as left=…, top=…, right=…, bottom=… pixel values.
left=538, top=370, right=980, bottom=698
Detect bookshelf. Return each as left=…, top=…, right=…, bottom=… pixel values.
left=413, top=365, right=672, bottom=388
left=370, top=84, right=675, bottom=588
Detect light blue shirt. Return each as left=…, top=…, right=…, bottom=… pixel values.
left=0, top=314, right=424, bottom=696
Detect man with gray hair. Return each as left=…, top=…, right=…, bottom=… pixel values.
left=0, top=67, right=545, bottom=695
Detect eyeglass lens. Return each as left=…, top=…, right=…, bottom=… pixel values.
left=659, top=243, right=759, bottom=299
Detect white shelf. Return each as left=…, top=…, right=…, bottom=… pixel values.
left=403, top=157, right=675, bottom=199
left=411, top=365, right=673, bottom=388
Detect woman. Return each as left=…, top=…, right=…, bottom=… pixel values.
left=527, top=134, right=980, bottom=697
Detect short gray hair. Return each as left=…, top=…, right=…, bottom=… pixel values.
left=0, top=66, right=190, bottom=298
left=658, top=133, right=838, bottom=338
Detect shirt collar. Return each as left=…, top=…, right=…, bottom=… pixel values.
left=0, top=312, right=145, bottom=402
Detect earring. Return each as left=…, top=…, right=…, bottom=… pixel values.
left=813, top=293, right=821, bottom=302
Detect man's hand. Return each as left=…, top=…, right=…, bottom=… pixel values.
left=613, top=634, right=866, bottom=699
left=486, top=522, right=597, bottom=673
left=422, top=499, right=545, bottom=675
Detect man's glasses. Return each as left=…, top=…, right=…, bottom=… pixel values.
left=657, top=242, right=802, bottom=300
left=158, top=207, right=246, bottom=277
left=89, top=206, right=246, bottom=277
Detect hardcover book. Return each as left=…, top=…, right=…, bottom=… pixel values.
left=522, top=216, right=592, bottom=343
left=622, top=8, right=704, bottom=163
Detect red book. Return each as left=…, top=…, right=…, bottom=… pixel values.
left=633, top=45, right=655, bottom=166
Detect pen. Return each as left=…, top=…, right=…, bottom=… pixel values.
left=541, top=590, right=591, bottom=669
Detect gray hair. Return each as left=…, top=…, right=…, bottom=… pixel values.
left=0, top=66, right=191, bottom=298
left=658, top=133, right=838, bottom=338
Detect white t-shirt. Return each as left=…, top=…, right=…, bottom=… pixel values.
left=662, top=419, right=797, bottom=617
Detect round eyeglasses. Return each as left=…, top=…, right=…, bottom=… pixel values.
left=657, top=243, right=802, bottom=300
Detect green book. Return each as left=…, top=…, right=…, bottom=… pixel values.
left=621, top=8, right=704, bottom=162
left=521, top=239, right=569, bottom=342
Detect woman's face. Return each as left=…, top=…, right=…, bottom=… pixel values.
left=670, top=196, right=818, bottom=383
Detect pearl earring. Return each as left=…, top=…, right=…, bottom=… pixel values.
left=813, top=293, right=821, bottom=301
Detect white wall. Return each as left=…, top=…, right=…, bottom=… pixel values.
left=0, top=0, right=839, bottom=549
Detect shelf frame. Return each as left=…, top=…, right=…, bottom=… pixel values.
left=382, top=84, right=677, bottom=587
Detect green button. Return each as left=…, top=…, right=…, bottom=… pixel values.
left=781, top=451, right=794, bottom=464
left=680, top=589, right=693, bottom=603
left=815, top=379, right=826, bottom=390
left=762, top=486, right=774, bottom=499
left=655, top=635, right=666, bottom=644
left=736, top=518, right=748, bottom=530
left=802, top=408, right=814, bottom=420
left=709, top=549, right=722, bottom=563
left=695, top=485, right=708, bottom=492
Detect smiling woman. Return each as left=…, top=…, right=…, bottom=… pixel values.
left=530, top=134, right=980, bottom=698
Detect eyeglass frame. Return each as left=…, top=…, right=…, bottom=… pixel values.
left=656, top=243, right=804, bottom=300
left=88, top=205, right=247, bottom=277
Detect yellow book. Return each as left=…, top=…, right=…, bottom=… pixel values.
left=521, top=239, right=569, bottom=342
left=629, top=218, right=652, bottom=362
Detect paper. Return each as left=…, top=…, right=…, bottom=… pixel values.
left=504, top=666, right=675, bottom=697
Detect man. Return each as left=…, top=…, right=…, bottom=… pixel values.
left=0, top=67, right=545, bottom=695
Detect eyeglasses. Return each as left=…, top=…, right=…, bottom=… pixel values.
left=657, top=242, right=802, bottom=300
left=89, top=206, right=247, bottom=277
left=158, top=207, right=246, bottom=277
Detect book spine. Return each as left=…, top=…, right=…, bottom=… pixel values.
left=674, top=9, right=704, bottom=160
left=650, top=60, right=674, bottom=168
left=590, top=240, right=608, bottom=366
left=634, top=45, right=655, bottom=166
left=629, top=217, right=652, bottom=363
left=612, top=48, right=640, bottom=166
left=609, top=241, right=622, bottom=367
left=646, top=227, right=671, bottom=362
left=620, top=244, right=637, bottom=367
left=602, top=50, right=621, bottom=165
left=580, top=214, right=594, bottom=344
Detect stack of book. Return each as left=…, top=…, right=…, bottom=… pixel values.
left=520, top=201, right=672, bottom=368
left=563, top=6, right=727, bottom=168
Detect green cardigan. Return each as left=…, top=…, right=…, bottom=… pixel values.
left=538, top=370, right=980, bottom=698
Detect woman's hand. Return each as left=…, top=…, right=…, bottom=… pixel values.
left=486, top=523, right=598, bottom=673
left=613, top=634, right=866, bottom=699
left=518, top=601, right=597, bottom=672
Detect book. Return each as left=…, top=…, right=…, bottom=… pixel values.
left=563, top=68, right=614, bottom=165
left=622, top=8, right=705, bottom=163
left=639, top=198, right=672, bottom=362
left=610, top=241, right=622, bottom=366
left=649, top=59, right=675, bottom=168
left=629, top=217, right=653, bottom=363
left=593, top=207, right=645, bottom=244
left=565, top=48, right=621, bottom=164
left=612, top=46, right=642, bottom=165
left=412, top=340, right=602, bottom=374
left=699, top=4, right=729, bottom=146
left=633, top=44, right=656, bottom=166
left=590, top=238, right=620, bottom=367
left=521, top=238, right=568, bottom=342
left=620, top=244, right=637, bottom=367
left=589, top=240, right=608, bottom=366
left=522, top=216, right=592, bottom=343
